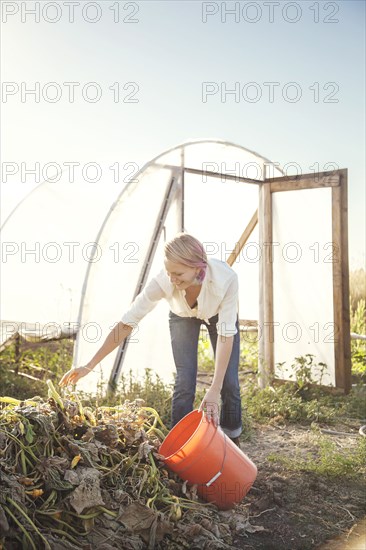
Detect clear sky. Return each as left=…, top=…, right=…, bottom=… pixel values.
left=1, top=0, right=365, bottom=268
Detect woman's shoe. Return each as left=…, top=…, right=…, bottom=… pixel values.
left=229, top=436, right=241, bottom=447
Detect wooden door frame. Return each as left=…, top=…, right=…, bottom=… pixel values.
left=258, top=169, right=351, bottom=393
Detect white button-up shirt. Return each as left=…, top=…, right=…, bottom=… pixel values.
left=121, top=258, right=239, bottom=337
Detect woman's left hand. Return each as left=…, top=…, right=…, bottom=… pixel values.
left=199, top=386, right=220, bottom=426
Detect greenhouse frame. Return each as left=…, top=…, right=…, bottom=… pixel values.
left=0, top=140, right=351, bottom=394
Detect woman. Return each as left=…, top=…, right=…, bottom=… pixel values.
left=60, top=233, right=242, bottom=443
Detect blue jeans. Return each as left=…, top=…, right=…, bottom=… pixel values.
left=169, top=311, right=242, bottom=438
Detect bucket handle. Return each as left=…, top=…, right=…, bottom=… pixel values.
left=180, top=432, right=227, bottom=487
left=204, top=432, right=227, bottom=487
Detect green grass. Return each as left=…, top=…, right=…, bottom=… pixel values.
left=268, top=434, right=366, bottom=478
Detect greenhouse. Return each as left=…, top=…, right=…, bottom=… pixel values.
left=0, top=139, right=351, bottom=394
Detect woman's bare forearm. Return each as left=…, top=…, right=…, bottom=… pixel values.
left=87, top=322, right=133, bottom=370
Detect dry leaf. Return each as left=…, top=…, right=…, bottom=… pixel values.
left=245, top=523, right=265, bottom=534
left=71, top=454, right=82, bottom=468
left=138, top=440, right=154, bottom=460
left=18, top=477, right=34, bottom=486
left=69, top=468, right=104, bottom=514
left=119, top=502, right=172, bottom=548
left=25, top=489, right=44, bottom=498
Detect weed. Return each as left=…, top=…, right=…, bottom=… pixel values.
left=277, top=354, right=328, bottom=394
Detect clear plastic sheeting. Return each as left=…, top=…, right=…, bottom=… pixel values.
left=74, top=165, right=180, bottom=391
left=272, top=188, right=335, bottom=386
left=1, top=182, right=41, bottom=227
left=184, top=172, right=260, bottom=321
left=184, top=142, right=265, bottom=177
left=1, top=177, right=121, bottom=333
left=119, top=187, right=182, bottom=385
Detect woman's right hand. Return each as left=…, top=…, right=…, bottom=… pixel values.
left=59, top=365, right=93, bottom=387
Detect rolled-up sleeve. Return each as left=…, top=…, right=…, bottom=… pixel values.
left=121, top=278, right=165, bottom=327
left=216, top=275, right=239, bottom=337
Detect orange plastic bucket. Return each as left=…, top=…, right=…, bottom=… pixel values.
left=159, top=410, right=257, bottom=510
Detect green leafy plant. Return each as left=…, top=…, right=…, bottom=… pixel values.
left=276, top=354, right=328, bottom=395
left=350, top=299, right=366, bottom=376
left=243, top=353, right=366, bottom=425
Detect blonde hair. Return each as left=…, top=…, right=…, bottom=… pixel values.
left=164, top=233, right=207, bottom=283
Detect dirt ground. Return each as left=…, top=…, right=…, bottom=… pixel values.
left=228, top=423, right=366, bottom=550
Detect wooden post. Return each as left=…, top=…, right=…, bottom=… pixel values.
left=258, top=186, right=264, bottom=387
left=332, top=184, right=344, bottom=390
left=258, top=183, right=274, bottom=387
left=227, top=209, right=258, bottom=267
left=263, top=183, right=274, bottom=385
left=340, top=170, right=352, bottom=392
left=331, top=170, right=351, bottom=392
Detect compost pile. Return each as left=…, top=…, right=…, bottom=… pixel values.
left=0, top=382, right=260, bottom=550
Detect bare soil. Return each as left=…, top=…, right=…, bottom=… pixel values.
left=231, top=423, right=366, bottom=550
